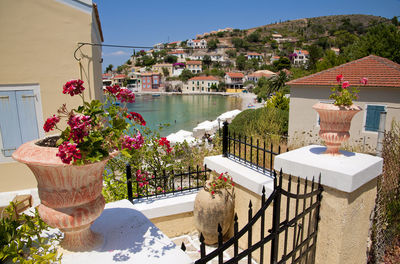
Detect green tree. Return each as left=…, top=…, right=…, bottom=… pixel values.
left=162, top=67, right=170, bottom=77
left=179, top=69, right=194, bottom=82
left=344, top=23, right=400, bottom=64
left=273, top=57, right=291, bottom=71
left=334, top=30, right=359, bottom=50
left=164, top=55, right=178, bottom=64
left=105, top=64, right=113, bottom=73
left=246, top=31, right=261, bottom=42
left=315, top=50, right=347, bottom=72
left=126, top=59, right=132, bottom=65
left=203, top=55, right=212, bottom=67
left=307, top=44, right=324, bottom=70
left=266, top=91, right=289, bottom=111
left=226, top=49, right=237, bottom=58
left=236, top=54, right=246, bottom=70
left=391, top=16, right=399, bottom=26
left=208, top=39, right=219, bottom=50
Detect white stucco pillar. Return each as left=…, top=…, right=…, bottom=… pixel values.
left=274, top=145, right=382, bottom=264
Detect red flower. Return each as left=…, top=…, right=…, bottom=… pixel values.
left=63, top=80, right=85, bottom=96
left=127, top=112, right=146, bottom=126
left=105, top=85, right=120, bottom=95
left=232, top=183, right=235, bottom=186
left=43, top=115, right=60, bottom=132
left=336, top=74, right=343, bottom=83
left=360, top=77, right=368, bottom=85
left=67, top=115, right=92, bottom=143
left=121, top=131, right=144, bottom=150
left=211, top=191, right=215, bottom=195
left=342, top=81, right=350, bottom=89
left=56, top=142, right=81, bottom=164
left=158, top=137, right=172, bottom=153
left=116, top=88, right=135, bottom=103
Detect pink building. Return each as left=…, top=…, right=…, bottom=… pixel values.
left=140, top=72, right=161, bottom=92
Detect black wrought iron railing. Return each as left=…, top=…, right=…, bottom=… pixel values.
left=182, top=170, right=323, bottom=264
left=126, top=164, right=211, bottom=202
left=222, top=121, right=288, bottom=175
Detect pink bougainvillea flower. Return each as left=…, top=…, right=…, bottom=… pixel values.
left=360, top=77, right=368, bottom=85
left=67, top=115, right=92, bottom=143
left=56, top=142, right=81, bottom=164
left=43, top=115, right=60, bottom=132
left=121, top=131, right=144, bottom=150
left=127, top=112, right=146, bottom=126
left=116, top=88, right=135, bottom=103
left=63, top=79, right=85, bottom=96
left=342, top=81, right=350, bottom=89
left=336, top=74, right=343, bottom=83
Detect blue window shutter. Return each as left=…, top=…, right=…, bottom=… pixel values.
left=0, top=91, right=22, bottom=156
left=16, top=90, right=39, bottom=143
left=365, top=105, right=385, bottom=132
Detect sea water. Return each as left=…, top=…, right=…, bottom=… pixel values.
left=127, top=94, right=241, bottom=136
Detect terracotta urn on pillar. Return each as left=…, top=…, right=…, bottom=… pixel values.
left=312, top=102, right=362, bottom=155
left=12, top=139, right=114, bottom=252
left=194, top=180, right=235, bottom=245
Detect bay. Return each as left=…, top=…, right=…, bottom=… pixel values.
left=127, top=94, right=242, bottom=137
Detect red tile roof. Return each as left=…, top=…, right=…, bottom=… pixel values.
left=294, top=49, right=309, bottom=55
left=247, top=52, right=262, bottom=56
left=287, top=55, right=400, bottom=87
left=113, top=74, right=126, bottom=79
left=168, top=50, right=185, bottom=54
left=226, top=72, right=244, bottom=78
left=186, top=60, right=202, bottom=65
left=189, top=76, right=219, bottom=81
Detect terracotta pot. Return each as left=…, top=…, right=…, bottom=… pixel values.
left=194, top=183, right=234, bottom=245
left=312, top=102, right=361, bottom=155
left=12, top=140, right=115, bottom=251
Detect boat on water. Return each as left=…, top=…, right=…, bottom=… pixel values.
left=152, top=94, right=161, bottom=97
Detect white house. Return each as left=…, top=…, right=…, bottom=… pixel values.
left=293, top=49, right=309, bottom=66
left=187, top=39, right=207, bottom=49
left=225, top=72, right=244, bottom=89
left=186, top=61, right=202, bottom=74
left=184, top=76, right=219, bottom=92
left=246, top=70, right=276, bottom=83
left=246, top=52, right=263, bottom=60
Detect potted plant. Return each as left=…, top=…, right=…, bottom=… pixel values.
left=12, top=80, right=145, bottom=251
left=194, top=172, right=235, bottom=245
left=312, top=75, right=367, bottom=155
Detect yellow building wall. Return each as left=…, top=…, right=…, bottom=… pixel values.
left=226, top=88, right=244, bottom=93
left=0, top=0, right=103, bottom=192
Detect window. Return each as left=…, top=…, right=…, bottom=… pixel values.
left=0, top=85, right=43, bottom=159
left=365, top=105, right=385, bottom=132
left=154, top=79, right=158, bottom=84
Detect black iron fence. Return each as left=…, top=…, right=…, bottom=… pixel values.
left=222, top=122, right=288, bottom=175
left=184, top=170, right=323, bottom=264
left=126, top=164, right=211, bottom=202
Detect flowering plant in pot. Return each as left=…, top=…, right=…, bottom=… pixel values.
left=12, top=80, right=146, bottom=251
left=194, top=172, right=235, bottom=245
left=312, top=75, right=367, bottom=155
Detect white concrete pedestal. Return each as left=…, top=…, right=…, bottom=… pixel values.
left=59, top=199, right=192, bottom=264
left=274, top=145, right=382, bottom=193
left=273, top=145, right=383, bottom=264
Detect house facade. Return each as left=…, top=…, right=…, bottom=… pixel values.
left=246, top=70, right=276, bottom=83
left=225, top=72, right=244, bottom=92
left=152, top=63, right=173, bottom=76
left=184, top=76, right=219, bottom=92
left=168, top=50, right=187, bottom=62
left=0, top=0, right=103, bottom=192
left=187, top=39, right=207, bottom=49
left=293, top=49, right=309, bottom=66
left=287, top=55, right=400, bottom=153
left=140, top=72, right=161, bottom=92
left=186, top=61, right=202, bottom=73
left=112, top=74, right=126, bottom=87
left=246, top=52, right=263, bottom=60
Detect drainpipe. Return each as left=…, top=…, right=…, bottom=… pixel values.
left=376, top=111, right=387, bottom=157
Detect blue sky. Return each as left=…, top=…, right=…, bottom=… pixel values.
left=95, top=0, right=400, bottom=71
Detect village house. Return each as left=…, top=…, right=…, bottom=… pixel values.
left=270, top=55, right=280, bottom=64
left=246, top=52, right=263, bottom=60
left=186, top=61, right=203, bottom=73
left=225, top=72, right=245, bottom=92
left=331, top=47, right=340, bottom=55
left=187, top=39, right=207, bottom=49
left=292, top=49, right=309, bottom=66
left=0, top=0, right=103, bottom=192
left=168, top=50, right=187, bottom=62
left=184, top=76, right=219, bottom=92
left=189, top=52, right=226, bottom=63
left=140, top=72, right=161, bottom=92
left=126, top=72, right=142, bottom=92
left=152, top=63, right=173, bottom=76
left=153, top=43, right=164, bottom=52
left=112, top=74, right=126, bottom=87
left=246, top=70, right=276, bottom=83
left=287, top=55, right=400, bottom=152
left=102, top=73, right=113, bottom=87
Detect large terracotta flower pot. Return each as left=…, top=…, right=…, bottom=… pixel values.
left=312, top=102, right=362, bottom=155
left=194, top=182, right=235, bottom=245
left=12, top=140, right=114, bottom=252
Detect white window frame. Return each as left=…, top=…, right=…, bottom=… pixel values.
left=0, top=84, right=44, bottom=162
left=362, top=104, right=387, bottom=134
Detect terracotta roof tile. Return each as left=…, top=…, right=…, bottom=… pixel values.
left=186, top=60, right=202, bottom=65
left=287, top=55, right=400, bottom=87
left=226, top=72, right=244, bottom=78
left=247, top=52, right=262, bottom=56
left=189, top=76, right=219, bottom=81
left=113, top=74, right=126, bottom=79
